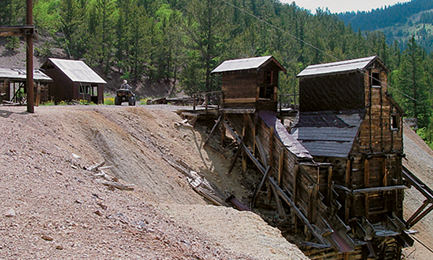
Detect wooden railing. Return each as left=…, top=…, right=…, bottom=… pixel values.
left=192, top=91, right=223, bottom=114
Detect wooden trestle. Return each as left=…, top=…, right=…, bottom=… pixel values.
left=204, top=109, right=410, bottom=259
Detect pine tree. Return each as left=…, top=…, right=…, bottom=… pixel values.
left=396, top=36, right=430, bottom=128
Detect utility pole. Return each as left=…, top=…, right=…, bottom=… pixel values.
left=26, top=0, right=34, bottom=113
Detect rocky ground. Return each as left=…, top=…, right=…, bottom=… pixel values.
left=0, top=105, right=307, bottom=260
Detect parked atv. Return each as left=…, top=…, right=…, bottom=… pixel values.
left=115, top=89, right=136, bottom=106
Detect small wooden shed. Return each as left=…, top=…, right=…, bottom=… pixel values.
left=0, top=68, right=52, bottom=104
left=211, top=56, right=286, bottom=112
left=41, top=58, right=106, bottom=104
left=293, top=56, right=408, bottom=254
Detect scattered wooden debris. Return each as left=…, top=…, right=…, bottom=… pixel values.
left=97, top=180, right=135, bottom=191
left=174, top=119, right=193, bottom=128
left=163, top=156, right=234, bottom=208
left=83, top=160, right=134, bottom=191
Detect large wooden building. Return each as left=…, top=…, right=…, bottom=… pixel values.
left=209, top=55, right=411, bottom=259
left=293, top=56, right=409, bottom=258
left=41, top=58, right=106, bottom=104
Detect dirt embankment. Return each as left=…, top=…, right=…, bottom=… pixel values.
left=402, top=124, right=433, bottom=259
left=0, top=105, right=307, bottom=260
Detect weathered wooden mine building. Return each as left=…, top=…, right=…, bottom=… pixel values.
left=209, top=56, right=412, bottom=259
left=41, top=58, right=106, bottom=104
left=0, top=68, right=52, bottom=104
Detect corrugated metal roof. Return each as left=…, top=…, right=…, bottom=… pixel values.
left=0, top=68, right=52, bottom=82
left=292, top=111, right=364, bottom=158
left=48, top=58, right=107, bottom=84
left=297, top=56, right=378, bottom=78
left=211, top=56, right=286, bottom=74
left=259, top=110, right=313, bottom=160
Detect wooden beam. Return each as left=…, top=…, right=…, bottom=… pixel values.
left=251, top=166, right=271, bottom=208
left=220, top=118, right=226, bottom=148
left=269, top=181, right=286, bottom=219
left=255, top=135, right=268, bottom=166
left=278, top=148, right=284, bottom=186
left=268, top=126, right=275, bottom=168
left=203, top=115, right=222, bottom=147
left=352, top=185, right=407, bottom=194
left=227, top=138, right=244, bottom=176
left=364, top=158, right=370, bottom=215
left=268, top=177, right=327, bottom=245
left=327, top=166, right=333, bottom=206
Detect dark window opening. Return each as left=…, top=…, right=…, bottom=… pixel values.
left=372, top=72, right=380, bottom=86
left=79, top=84, right=91, bottom=94
left=259, top=86, right=274, bottom=99
left=391, top=115, right=398, bottom=130
left=264, top=71, right=273, bottom=85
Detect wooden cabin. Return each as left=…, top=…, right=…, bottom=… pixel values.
left=41, top=58, right=106, bottom=104
left=293, top=56, right=408, bottom=257
left=211, top=56, right=286, bottom=112
left=0, top=68, right=52, bottom=104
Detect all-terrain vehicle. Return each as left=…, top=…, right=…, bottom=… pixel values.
left=115, top=89, right=136, bottom=106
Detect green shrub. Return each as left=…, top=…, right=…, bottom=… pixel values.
left=104, top=97, right=115, bottom=105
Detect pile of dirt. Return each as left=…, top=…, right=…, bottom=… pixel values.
left=402, top=124, right=433, bottom=259
left=0, top=105, right=307, bottom=259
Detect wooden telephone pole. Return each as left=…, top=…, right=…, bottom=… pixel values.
left=26, top=0, right=34, bottom=113
left=0, top=0, right=35, bottom=113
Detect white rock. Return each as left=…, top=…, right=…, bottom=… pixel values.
left=4, top=208, right=16, bottom=217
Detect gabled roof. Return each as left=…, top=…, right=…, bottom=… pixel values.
left=292, top=110, right=365, bottom=158
left=297, top=56, right=388, bottom=78
left=43, top=58, right=106, bottom=84
left=211, top=56, right=286, bottom=74
left=0, top=68, right=52, bottom=82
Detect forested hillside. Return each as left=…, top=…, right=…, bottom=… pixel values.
left=338, top=0, right=433, bottom=52
left=1, top=0, right=433, bottom=148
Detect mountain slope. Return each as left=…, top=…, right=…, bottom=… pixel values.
left=338, top=0, right=433, bottom=52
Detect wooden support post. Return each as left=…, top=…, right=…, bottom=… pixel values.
left=251, top=165, right=272, bottom=208
left=220, top=119, right=226, bottom=148
left=193, top=95, right=196, bottom=111
left=26, top=0, right=34, bottom=113
left=255, top=136, right=268, bottom=166
left=345, top=160, right=351, bottom=223
left=253, top=113, right=258, bottom=154
left=278, top=148, right=284, bottom=186
left=227, top=138, right=243, bottom=176
left=292, top=165, right=299, bottom=229
left=268, top=126, right=274, bottom=168
left=203, top=115, right=222, bottom=147
left=242, top=126, right=247, bottom=173
left=205, top=94, right=208, bottom=114
left=327, top=166, right=333, bottom=206
left=364, top=158, right=370, bottom=216
left=271, top=184, right=287, bottom=220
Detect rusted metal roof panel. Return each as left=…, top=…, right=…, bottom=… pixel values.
left=297, top=56, right=377, bottom=78
left=47, top=58, right=107, bottom=84
left=292, top=110, right=364, bottom=158
left=0, top=67, right=52, bottom=82
left=211, top=56, right=286, bottom=74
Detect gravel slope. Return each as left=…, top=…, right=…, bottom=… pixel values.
left=0, top=105, right=307, bottom=260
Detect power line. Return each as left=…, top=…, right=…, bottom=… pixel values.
left=221, top=0, right=339, bottom=62
left=221, top=0, right=422, bottom=104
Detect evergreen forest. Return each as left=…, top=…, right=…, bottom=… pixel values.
left=1, top=0, right=433, bottom=147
